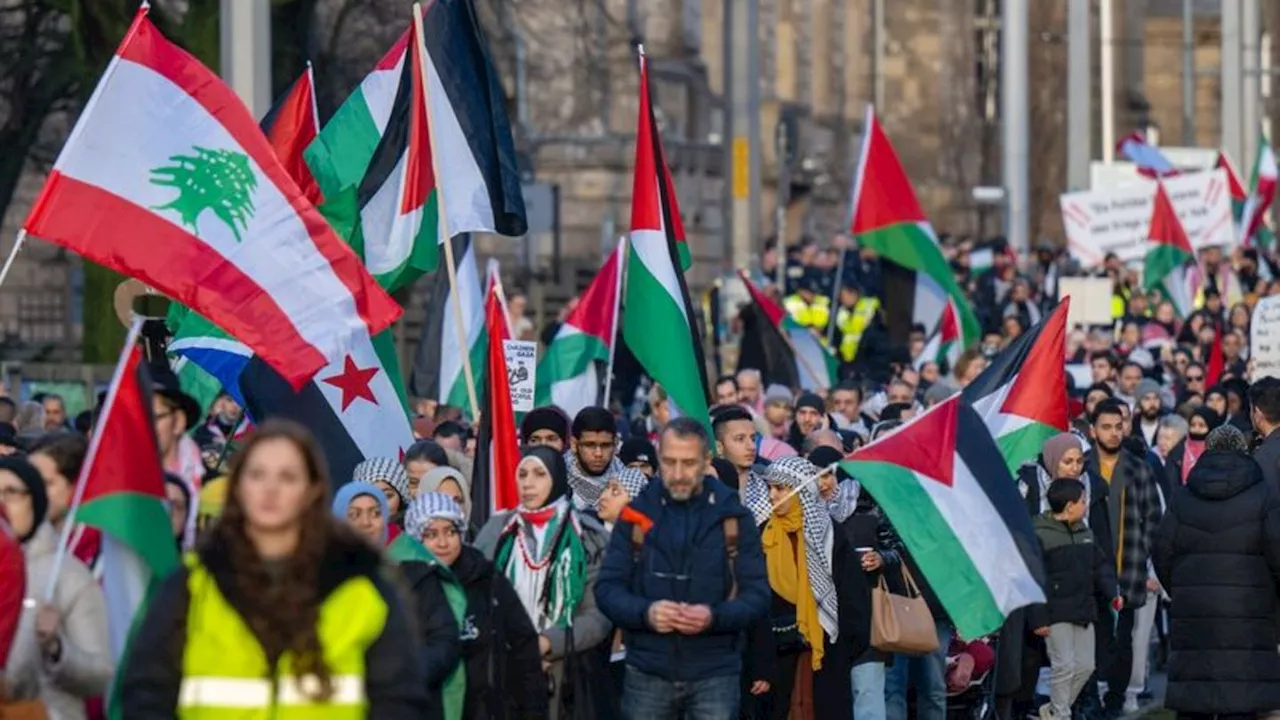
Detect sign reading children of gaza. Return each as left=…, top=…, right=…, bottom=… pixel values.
left=1058, top=168, right=1236, bottom=267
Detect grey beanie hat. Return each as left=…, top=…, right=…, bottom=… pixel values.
left=1135, top=378, right=1163, bottom=403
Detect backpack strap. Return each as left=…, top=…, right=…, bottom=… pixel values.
left=723, top=516, right=740, bottom=601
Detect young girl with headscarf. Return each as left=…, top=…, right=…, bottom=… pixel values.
left=473, top=446, right=612, bottom=719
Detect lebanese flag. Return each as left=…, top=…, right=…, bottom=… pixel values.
left=1241, top=135, right=1278, bottom=248
left=841, top=395, right=1045, bottom=640
left=1143, top=182, right=1198, bottom=319
left=66, top=334, right=180, bottom=717
left=23, top=8, right=399, bottom=389
left=737, top=270, right=838, bottom=391
left=261, top=65, right=321, bottom=205
left=1116, top=131, right=1180, bottom=178
left=471, top=264, right=520, bottom=526
left=534, top=239, right=624, bottom=418
left=961, top=300, right=1071, bottom=473
left=851, top=106, right=979, bottom=350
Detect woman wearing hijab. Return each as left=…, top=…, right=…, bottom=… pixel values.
left=420, top=466, right=476, bottom=539
left=742, top=456, right=858, bottom=719
left=474, top=446, right=612, bottom=720
left=333, top=481, right=462, bottom=720
left=352, top=457, right=412, bottom=538
left=0, top=456, right=112, bottom=719
left=407, top=493, right=546, bottom=720
left=123, top=421, right=429, bottom=718
left=1164, top=407, right=1223, bottom=491
left=1017, top=433, right=1090, bottom=517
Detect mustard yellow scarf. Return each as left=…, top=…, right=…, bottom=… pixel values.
left=763, top=500, right=825, bottom=669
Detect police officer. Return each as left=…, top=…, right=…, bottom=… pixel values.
left=784, top=267, right=831, bottom=335
left=833, top=280, right=881, bottom=364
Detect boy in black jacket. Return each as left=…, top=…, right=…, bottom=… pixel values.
left=1032, top=479, right=1123, bottom=720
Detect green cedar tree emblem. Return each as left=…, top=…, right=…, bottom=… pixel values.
left=150, top=147, right=258, bottom=241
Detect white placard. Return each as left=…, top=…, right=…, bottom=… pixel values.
left=1058, top=276, right=1116, bottom=328
left=1252, top=296, right=1280, bottom=381
left=1059, top=169, right=1236, bottom=267
left=504, top=340, right=537, bottom=412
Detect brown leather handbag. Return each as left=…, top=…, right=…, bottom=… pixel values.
left=871, top=565, right=940, bottom=656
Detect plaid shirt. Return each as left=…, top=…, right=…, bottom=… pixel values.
left=1086, top=448, right=1163, bottom=607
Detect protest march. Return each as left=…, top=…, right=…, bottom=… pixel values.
left=5, top=2, right=1280, bottom=720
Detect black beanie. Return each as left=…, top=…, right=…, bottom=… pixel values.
left=795, top=392, right=825, bottom=414
left=520, top=406, right=570, bottom=443
left=0, top=456, right=47, bottom=543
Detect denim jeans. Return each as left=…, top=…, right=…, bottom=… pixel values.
left=885, top=620, right=953, bottom=720
left=851, top=661, right=887, bottom=720
left=622, top=667, right=739, bottom=720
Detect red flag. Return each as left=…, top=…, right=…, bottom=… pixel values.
left=471, top=265, right=520, bottom=522
left=0, top=507, right=24, bottom=669
left=1206, top=325, right=1225, bottom=388
left=261, top=66, right=322, bottom=205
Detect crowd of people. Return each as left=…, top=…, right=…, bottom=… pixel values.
left=1, top=233, right=1280, bottom=720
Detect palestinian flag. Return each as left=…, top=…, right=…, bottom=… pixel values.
left=66, top=334, right=179, bottom=719
left=840, top=395, right=1046, bottom=639
left=622, top=50, right=710, bottom=432
left=961, top=299, right=1070, bottom=473
left=304, top=30, right=410, bottom=200
left=23, top=8, right=400, bottom=389
left=471, top=264, right=520, bottom=526
left=239, top=325, right=415, bottom=489
left=534, top=240, right=624, bottom=418
left=261, top=65, right=321, bottom=205
left=1215, top=149, right=1248, bottom=226
left=737, top=270, right=837, bottom=391
left=850, top=107, right=979, bottom=350
left=1241, top=134, right=1278, bottom=248
left=1117, top=131, right=1179, bottom=178
left=1143, top=182, right=1197, bottom=319
left=409, top=235, right=487, bottom=417
left=914, top=298, right=962, bottom=372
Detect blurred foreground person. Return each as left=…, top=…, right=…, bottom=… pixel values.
left=120, top=421, right=430, bottom=718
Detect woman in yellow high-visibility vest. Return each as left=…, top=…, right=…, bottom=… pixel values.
left=119, top=421, right=431, bottom=719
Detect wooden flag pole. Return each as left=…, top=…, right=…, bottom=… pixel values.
left=413, top=1, right=480, bottom=421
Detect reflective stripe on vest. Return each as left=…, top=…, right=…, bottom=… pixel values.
left=179, top=675, right=365, bottom=708
left=178, top=555, right=386, bottom=720
left=784, top=295, right=831, bottom=331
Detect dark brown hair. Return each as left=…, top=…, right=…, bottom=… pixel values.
left=29, top=432, right=88, bottom=485
left=211, top=420, right=336, bottom=700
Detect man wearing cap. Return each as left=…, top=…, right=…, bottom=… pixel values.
left=520, top=406, right=570, bottom=452
left=783, top=268, right=831, bottom=335
left=1131, top=379, right=1166, bottom=449
left=786, top=391, right=827, bottom=452
left=618, top=437, right=657, bottom=478
left=833, top=280, right=880, bottom=365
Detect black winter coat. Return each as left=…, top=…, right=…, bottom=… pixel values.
left=400, top=559, right=464, bottom=717
left=1253, top=428, right=1280, bottom=492
left=449, top=545, right=547, bottom=720
left=119, top=528, right=431, bottom=719
left=1031, top=513, right=1117, bottom=626
left=1153, top=450, right=1280, bottom=714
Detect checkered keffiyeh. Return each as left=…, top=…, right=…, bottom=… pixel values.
left=743, top=468, right=773, bottom=527
left=615, top=467, right=649, bottom=500
left=763, top=456, right=840, bottom=646
left=353, top=456, right=411, bottom=503
left=564, top=450, right=625, bottom=510
left=405, top=492, right=468, bottom=538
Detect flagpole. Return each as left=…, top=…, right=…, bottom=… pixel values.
left=0, top=230, right=27, bottom=291
left=44, top=317, right=146, bottom=601
left=413, top=2, right=480, bottom=421
left=603, top=236, right=627, bottom=406
left=305, top=60, right=320, bottom=131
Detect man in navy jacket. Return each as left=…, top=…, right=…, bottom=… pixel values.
left=595, top=417, right=769, bottom=720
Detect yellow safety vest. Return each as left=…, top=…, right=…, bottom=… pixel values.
left=836, top=297, right=880, bottom=362
left=783, top=294, right=831, bottom=333
left=177, top=555, right=387, bottom=720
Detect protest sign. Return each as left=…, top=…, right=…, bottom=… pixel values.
left=1252, top=296, right=1280, bottom=381
left=1059, top=169, right=1235, bottom=267
left=504, top=340, right=537, bottom=412
left=1058, top=276, right=1114, bottom=328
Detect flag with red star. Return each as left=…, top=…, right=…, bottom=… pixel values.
left=239, top=326, right=415, bottom=488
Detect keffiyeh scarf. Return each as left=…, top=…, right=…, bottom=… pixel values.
left=761, top=457, right=840, bottom=667
left=564, top=450, right=625, bottom=510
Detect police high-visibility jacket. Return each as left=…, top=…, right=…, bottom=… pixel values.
left=118, top=532, right=432, bottom=720
left=835, top=297, right=881, bottom=362
left=783, top=294, right=831, bottom=333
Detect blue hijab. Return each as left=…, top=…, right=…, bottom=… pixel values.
left=332, top=481, right=389, bottom=544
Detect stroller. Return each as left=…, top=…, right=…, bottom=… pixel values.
left=945, top=637, right=999, bottom=720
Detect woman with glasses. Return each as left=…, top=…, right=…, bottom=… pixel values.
left=474, top=446, right=611, bottom=719
left=407, top=492, right=546, bottom=720
left=0, top=456, right=111, bottom=719
left=121, top=421, right=430, bottom=717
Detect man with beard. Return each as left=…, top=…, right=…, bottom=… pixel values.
left=1131, top=379, right=1166, bottom=448
left=787, top=391, right=827, bottom=452
left=1085, top=399, right=1162, bottom=718
left=565, top=406, right=625, bottom=510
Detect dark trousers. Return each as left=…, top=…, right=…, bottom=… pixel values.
left=1175, top=714, right=1257, bottom=720
left=1102, top=607, right=1136, bottom=708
